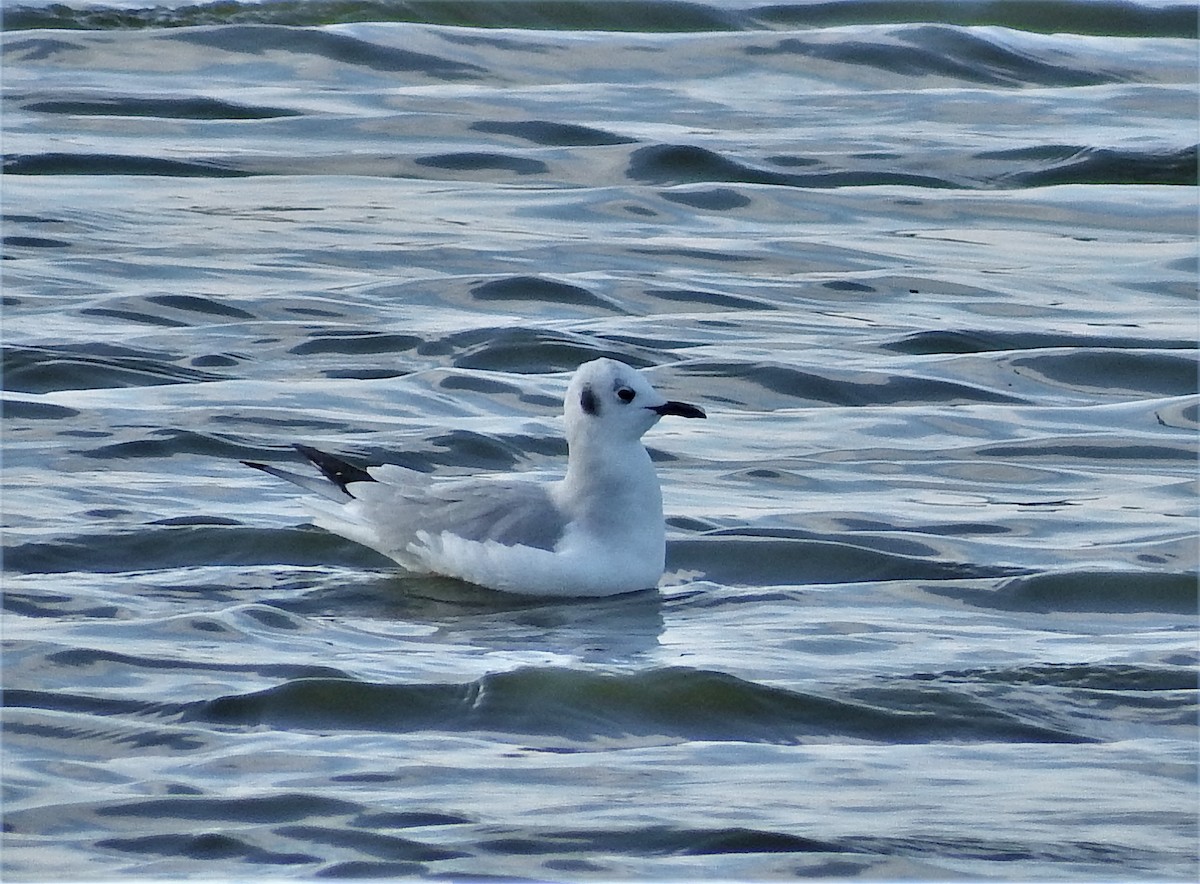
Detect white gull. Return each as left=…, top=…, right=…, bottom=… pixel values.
left=244, top=358, right=705, bottom=596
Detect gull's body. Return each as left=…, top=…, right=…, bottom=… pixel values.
left=245, top=358, right=705, bottom=596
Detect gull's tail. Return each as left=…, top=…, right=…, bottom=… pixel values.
left=242, top=444, right=375, bottom=503
left=243, top=444, right=427, bottom=570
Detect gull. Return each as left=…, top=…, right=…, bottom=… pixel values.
left=243, top=358, right=705, bottom=596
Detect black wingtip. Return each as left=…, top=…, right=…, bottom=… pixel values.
left=293, top=444, right=376, bottom=494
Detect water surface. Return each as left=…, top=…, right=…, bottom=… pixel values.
left=3, top=0, right=1197, bottom=880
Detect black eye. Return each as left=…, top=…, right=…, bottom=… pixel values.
left=617, top=387, right=636, bottom=403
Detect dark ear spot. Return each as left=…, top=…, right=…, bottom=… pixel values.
left=580, top=385, right=599, bottom=416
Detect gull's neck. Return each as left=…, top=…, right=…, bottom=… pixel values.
left=560, top=432, right=662, bottom=526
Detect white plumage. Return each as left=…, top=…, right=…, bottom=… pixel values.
left=245, top=358, right=705, bottom=596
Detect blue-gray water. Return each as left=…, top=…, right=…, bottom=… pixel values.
left=3, top=0, right=1197, bottom=880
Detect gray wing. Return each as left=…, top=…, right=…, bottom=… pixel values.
left=357, top=468, right=568, bottom=552
left=420, top=479, right=567, bottom=551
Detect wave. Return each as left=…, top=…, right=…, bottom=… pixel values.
left=753, top=1, right=1198, bottom=38
left=913, top=661, right=1198, bottom=692
left=673, top=358, right=1027, bottom=407
left=2, top=525, right=393, bottom=574
left=4, top=787, right=1186, bottom=879
left=2, top=342, right=234, bottom=392
left=20, top=95, right=300, bottom=120
left=746, top=26, right=1107, bottom=88
left=928, top=570, right=1199, bottom=614
left=884, top=329, right=1200, bottom=355
left=12, top=318, right=1191, bottom=406
left=667, top=535, right=1017, bottom=586
left=6, top=665, right=1096, bottom=745
left=3, top=152, right=252, bottom=178
left=4, top=0, right=1196, bottom=37
left=983, top=144, right=1200, bottom=187
left=5, top=15, right=1195, bottom=190
left=187, top=666, right=1099, bottom=743
left=7, top=139, right=1193, bottom=191
left=628, top=143, right=959, bottom=190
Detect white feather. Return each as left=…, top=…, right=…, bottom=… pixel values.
left=250, top=358, right=704, bottom=596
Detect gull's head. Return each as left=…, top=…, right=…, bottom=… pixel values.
left=564, top=357, right=705, bottom=445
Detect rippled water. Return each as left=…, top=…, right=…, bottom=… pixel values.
left=3, top=0, right=1198, bottom=880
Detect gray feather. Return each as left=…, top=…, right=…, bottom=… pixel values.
left=353, top=476, right=567, bottom=552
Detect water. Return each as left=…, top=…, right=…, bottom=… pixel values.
left=3, top=0, right=1197, bottom=880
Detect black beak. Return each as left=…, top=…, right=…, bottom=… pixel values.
left=651, top=400, right=706, bottom=419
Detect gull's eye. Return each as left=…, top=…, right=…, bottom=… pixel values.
left=617, top=387, right=636, bottom=403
